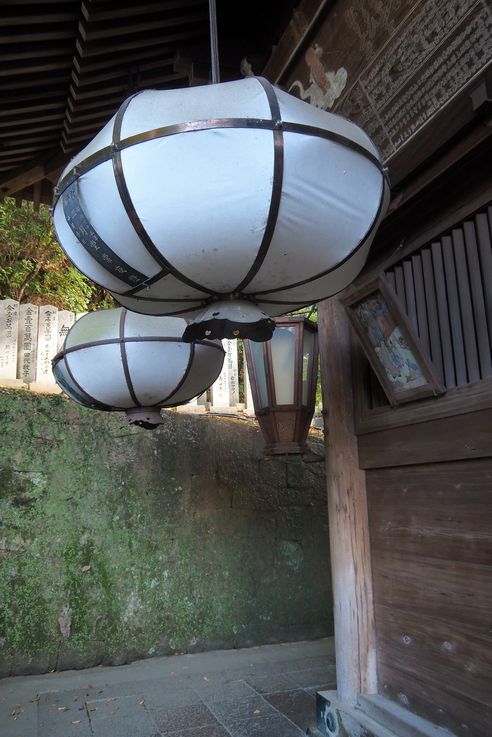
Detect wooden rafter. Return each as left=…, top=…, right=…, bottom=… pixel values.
left=0, top=0, right=295, bottom=202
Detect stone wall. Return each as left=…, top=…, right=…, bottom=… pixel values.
left=0, top=389, right=331, bottom=676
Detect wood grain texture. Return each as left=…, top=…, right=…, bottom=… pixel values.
left=358, top=408, right=492, bottom=468
left=367, top=455, right=492, bottom=736
left=375, top=604, right=492, bottom=708
left=379, top=661, right=492, bottom=737
left=367, top=460, right=492, bottom=566
left=318, top=295, right=376, bottom=703
left=372, top=552, right=492, bottom=633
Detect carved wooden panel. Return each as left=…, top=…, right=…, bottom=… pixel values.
left=283, top=0, right=492, bottom=166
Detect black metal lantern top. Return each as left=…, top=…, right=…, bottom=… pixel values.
left=244, top=316, right=319, bottom=455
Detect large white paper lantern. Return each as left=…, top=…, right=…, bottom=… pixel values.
left=52, top=77, right=389, bottom=341
left=52, top=309, right=224, bottom=428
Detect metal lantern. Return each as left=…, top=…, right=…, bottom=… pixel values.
left=244, top=316, right=318, bottom=455
left=52, top=77, right=389, bottom=342
left=52, top=308, right=224, bottom=428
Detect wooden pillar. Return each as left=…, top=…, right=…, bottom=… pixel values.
left=318, top=295, right=377, bottom=705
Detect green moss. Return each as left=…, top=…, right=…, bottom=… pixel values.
left=0, top=389, right=332, bottom=672
left=0, top=556, right=55, bottom=657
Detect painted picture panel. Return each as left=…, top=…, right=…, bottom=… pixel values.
left=343, top=277, right=443, bottom=405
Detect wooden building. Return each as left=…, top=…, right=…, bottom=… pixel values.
left=264, top=2, right=491, bottom=735
left=1, top=2, right=491, bottom=735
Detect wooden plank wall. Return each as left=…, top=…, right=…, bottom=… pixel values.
left=364, top=453, right=492, bottom=737
left=267, top=2, right=492, bottom=731
left=354, top=187, right=492, bottom=735
left=355, top=202, right=492, bottom=734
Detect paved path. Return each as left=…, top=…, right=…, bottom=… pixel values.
left=0, top=638, right=335, bottom=737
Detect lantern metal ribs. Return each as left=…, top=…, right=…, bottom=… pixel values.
left=52, top=308, right=225, bottom=429
left=244, top=316, right=319, bottom=455
left=51, top=77, right=389, bottom=342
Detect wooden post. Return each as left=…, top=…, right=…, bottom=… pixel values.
left=318, top=295, right=377, bottom=705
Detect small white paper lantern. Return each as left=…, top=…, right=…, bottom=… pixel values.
left=52, top=77, right=389, bottom=341
left=52, top=309, right=224, bottom=428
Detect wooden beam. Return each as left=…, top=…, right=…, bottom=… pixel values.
left=0, top=147, right=66, bottom=196
left=0, top=101, right=65, bottom=118
left=0, top=11, right=78, bottom=26
left=0, top=28, right=76, bottom=43
left=75, top=27, right=206, bottom=58
left=0, top=71, right=70, bottom=92
left=67, top=71, right=183, bottom=101
left=77, top=11, right=208, bottom=43
left=72, top=42, right=177, bottom=75
left=262, top=0, right=331, bottom=84
left=0, top=118, right=64, bottom=135
left=0, top=58, right=73, bottom=77
left=81, top=0, right=205, bottom=23
left=318, top=294, right=377, bottom=705
left=71, top=55, right=174, bottom=87
left=0, top=44, right=74, bottom=63
left=32, top=180, right=41, bottom=212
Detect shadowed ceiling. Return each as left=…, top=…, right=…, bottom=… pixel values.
left=0, top=0, right=297, bottom=204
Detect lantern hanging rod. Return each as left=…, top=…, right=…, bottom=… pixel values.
left=209, top=0, right=220, bottom=84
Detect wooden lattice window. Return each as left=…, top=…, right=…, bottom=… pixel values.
left=365, top=203, right=492, bottom=408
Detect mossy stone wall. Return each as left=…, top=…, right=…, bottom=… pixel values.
left=0, top=389, right=332, bottom=676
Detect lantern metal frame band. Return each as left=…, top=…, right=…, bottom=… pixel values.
left=251, top=173, right=388, bottom=295
left=62, top=181, right=147, bottom=288
left=52, top=74, right=388, bottom=327
left=58, top=354, right=112, bottom=411
left=53, top=309, right=225, bottom=412
left=52, top=335, right=225, bottom=362
left=53, top=112, right=384, bottom=204
left=244, top=315, right=319, bottom=455
left=233, top=76, right=283, bottom=293
left=55, top=121, right=387, bottom=302
left=112, top=93, right=176, bottom=281
left=55, top=76, right=286, bottom=299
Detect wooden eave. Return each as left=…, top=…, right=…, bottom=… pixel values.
left=0, top=0, right=295, bottom=206
left=0, top=0, right=210, bottom=203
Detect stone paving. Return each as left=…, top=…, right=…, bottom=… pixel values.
left=0, top=639, right=335, bottom=737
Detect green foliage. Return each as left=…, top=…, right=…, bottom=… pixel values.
left=0, top=197, right=113, bottom=311
left=287, top=303, right=318, bottom=322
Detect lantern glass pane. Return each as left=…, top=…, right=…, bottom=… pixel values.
left=271, top=326, right=296, bottom=405
left=249, top=340, right=268, bottom=408
left=302, top=329, right=314, bottom=405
